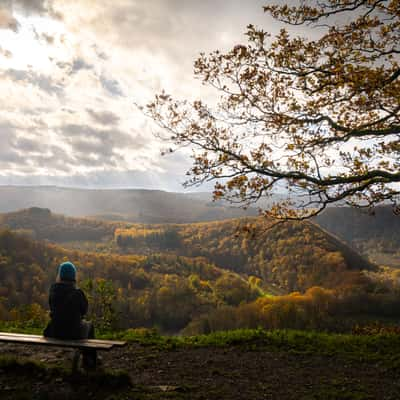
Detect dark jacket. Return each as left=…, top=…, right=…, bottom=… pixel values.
left=43, top=282, right=88, bottom=340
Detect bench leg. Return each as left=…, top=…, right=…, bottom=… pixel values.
left=72, top=349, right=81, bottom=373
left=81, top=349, right=98, bottom=371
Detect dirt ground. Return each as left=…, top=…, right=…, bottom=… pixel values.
left=1, top=342, right=400, bottom=399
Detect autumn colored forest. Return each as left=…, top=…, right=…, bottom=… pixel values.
left=1, top=206, right=400, bottom=335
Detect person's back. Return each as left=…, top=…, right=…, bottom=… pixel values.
left=45, top=281, right=88, bottom=339
left=44, top=261, right=97, bottom=369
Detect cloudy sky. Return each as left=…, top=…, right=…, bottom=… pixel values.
left=0, top=0, right=288, bottom=191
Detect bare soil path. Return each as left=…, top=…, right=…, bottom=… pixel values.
left=1, top=342, right=399, bottom=399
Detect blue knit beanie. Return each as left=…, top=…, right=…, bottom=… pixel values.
left=58, top=261, right=77, bottom=282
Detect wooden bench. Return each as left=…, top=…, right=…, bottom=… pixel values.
left=0, top=332, right=126, bottom=371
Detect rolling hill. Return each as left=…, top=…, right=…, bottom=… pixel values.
left=0, top=186, right=257, bottom=223
left=0, top=207, right=115, bottom=242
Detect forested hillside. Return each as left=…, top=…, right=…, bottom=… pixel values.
left=0, top=208, right=374, bottom=292
left=1, top=228, right=399, bottom=335
left=0, top=229, right=261, bottom=331
left=4, top=207, right=400, bottom=335
left=176, top=219, right=374, bottom=292
left=116, top=218, right=374, bottom=292
left=3, top=210, right=398, bottom=336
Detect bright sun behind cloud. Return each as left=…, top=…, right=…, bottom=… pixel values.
left=0, top=13, right=67, bottom=71
left=0, top=0, right=272, bottom=190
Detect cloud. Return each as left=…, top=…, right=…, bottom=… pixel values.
left=0, top=117, right=195, bottom=187
left=0, top=122, right=72, bottom=173
left=0, top=0, right=62, bottom=32
left=0, top=6, right=19, bottom=31
left=86, top=109, right=120, bottom=126
left=59, top=123, right=134, bottom=147
left=3, top=69, right=64, bottom=96
left=15, top=0, right=62, bottom=19
left=54, top=57, right=94, bottom=77
left=55, top=0, right=275, bottom=108
left=92, top=44, right=108, bottom=61
left=79, top=0, right=268, bottom=59
left=13, top=136, right=44, bottom=153
left=0, top=46, right=12, bottom=58
left=0, top=118, right=145, bottom=174
left=15, top=0, right=47, bottom=14
left=72, top=57, right=93, bottom=73
left=58, top=123, right=145, bottom=168
left=100, top=74, right=123, bottom=97
left=33, top=29, right=55, bottom=44
left=0, top=0, right=305, bottom=190
left=30, top=145, right=76, bottom=172
left=0, top=122, right=24, bottom=165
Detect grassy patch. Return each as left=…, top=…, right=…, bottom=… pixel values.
left=2, top=322, right=400, bottom=367
left=101, top=327, right=400, bottom=367
left=0, top=321, right=43, bottom=335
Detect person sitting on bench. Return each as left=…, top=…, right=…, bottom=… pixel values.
left=43, top=261, right=97, bottom=369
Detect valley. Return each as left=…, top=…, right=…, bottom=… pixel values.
left=0, top=205, right=399, bottom=335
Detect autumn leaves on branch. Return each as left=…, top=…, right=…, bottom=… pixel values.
left=146, top=0, right=400, bottom=221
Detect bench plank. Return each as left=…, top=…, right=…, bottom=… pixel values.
left=0, top=332, right=127, bottom=372
left=0, top=332, right=126, bottom=347
left=0, top=334, right=113, bottom=350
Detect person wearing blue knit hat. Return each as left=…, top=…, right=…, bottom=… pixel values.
left=58, top=261, right=77, bottom=282
left=43, top=261, right=97, bottom=369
